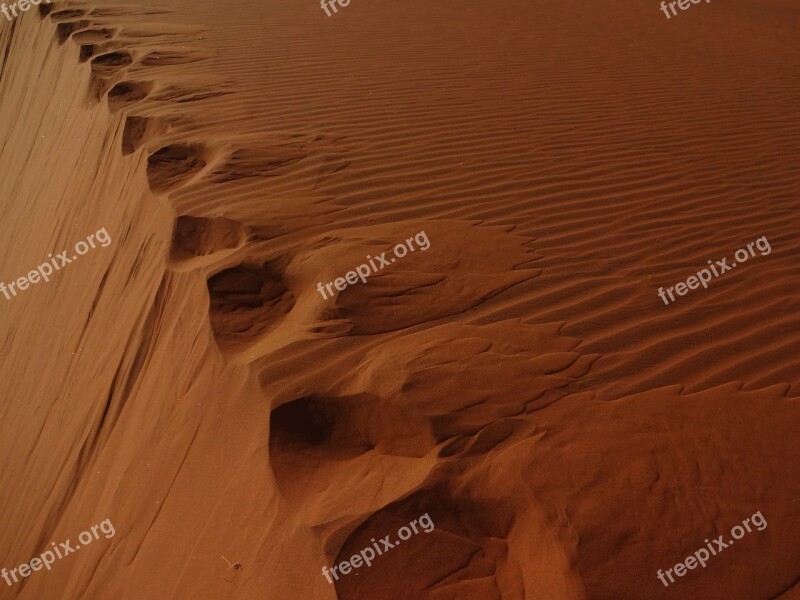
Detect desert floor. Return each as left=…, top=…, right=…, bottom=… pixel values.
left=0, top=1, right=798, bottom=599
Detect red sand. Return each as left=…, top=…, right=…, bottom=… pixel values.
left=0, top=1, right=798, bottom=599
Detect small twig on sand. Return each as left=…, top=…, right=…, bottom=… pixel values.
left=221, top=555, right=242, bottom=570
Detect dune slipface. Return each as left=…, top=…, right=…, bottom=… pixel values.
left=0, top=1, right=798, bottom=599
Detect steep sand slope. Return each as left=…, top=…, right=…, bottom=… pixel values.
left=0, top=1, right=798, bottom=599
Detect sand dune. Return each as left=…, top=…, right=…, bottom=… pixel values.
left=0, top=0, right=798, bottom=599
